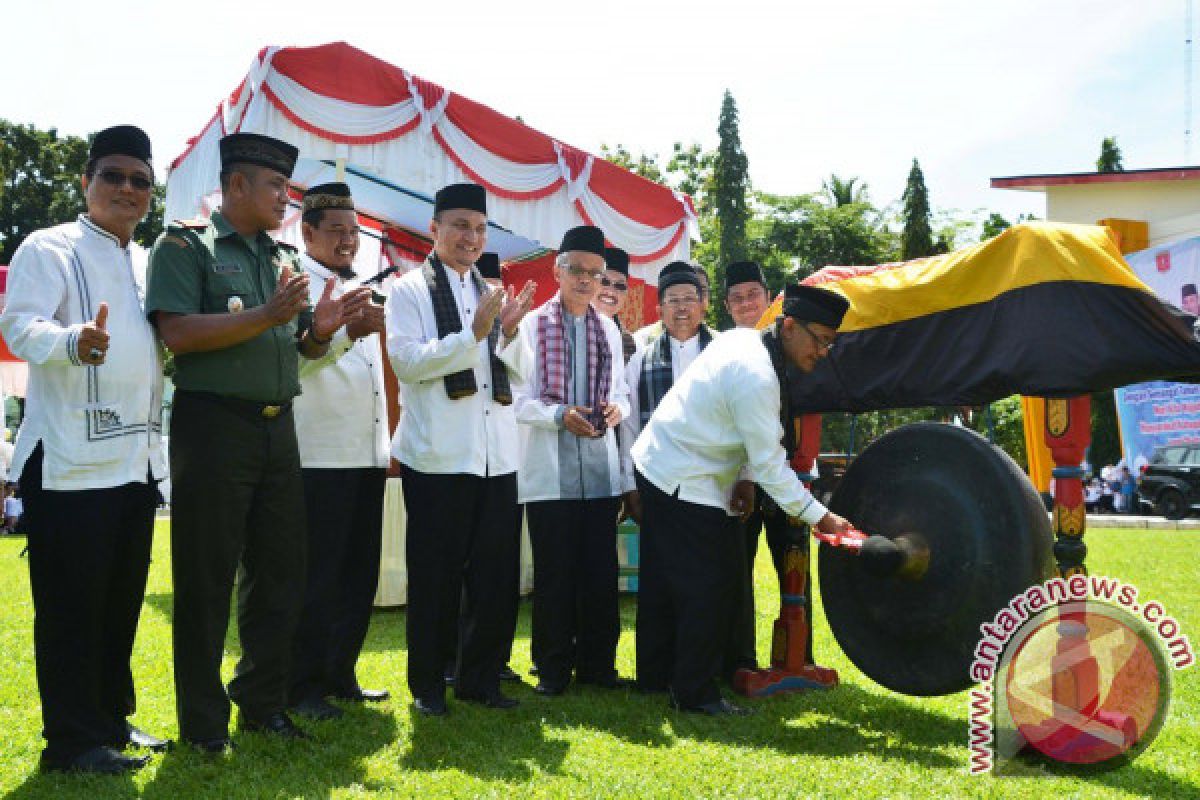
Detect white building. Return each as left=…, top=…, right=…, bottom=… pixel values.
left=991, top=166, right=1200, bottom=252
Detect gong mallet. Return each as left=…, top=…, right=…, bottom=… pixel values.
left=812, top=527, right=931, bottom=580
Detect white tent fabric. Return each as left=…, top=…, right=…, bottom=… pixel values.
left=165, top=42, right=696, bottom=283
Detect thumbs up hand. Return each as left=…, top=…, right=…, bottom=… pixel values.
left=78, top=301, right=111, bottom=365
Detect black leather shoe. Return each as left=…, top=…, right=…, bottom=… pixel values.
left=121, top=722, right=171, bottom=752
left=182, top=737, right=232, bottom=754
left=457, top=689, right=520, bottom=709
left=292, top=696, right=344, bottom=721
left=331, top=686, right=390, bottom=703
left=443, top=670, right=456, bottom=686
left=578, top=674, right=634, bottom=690
left=42, top=746, right=149, bottom=775
left=533, top=681, right=567, bottom=697
left=676, top=698, right=755, bottom=716
left=499, top=664, right=521, bottom=682
left=412, top=696, right=448, bottom=716
left=239, top=712, right=310, bottom=739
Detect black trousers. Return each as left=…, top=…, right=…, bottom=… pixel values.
left=527, top=497, right=622, bottom=687
left=170, top=391, right=306, bottom=740
left=445, top=506, right=523, bottom=673
left=290, top=467, right=386, bottom=702
left=728, top=486, right=797, bottom=672
left=21, top=443, right=157, bottom=762
left=401, top=465, right=520, bottom=700
left=635, top=471, right=741, bottom=708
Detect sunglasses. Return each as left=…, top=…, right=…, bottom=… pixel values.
left=600, top=276, right=628, bottom=291
left=96, top=169, right=154, bottom=192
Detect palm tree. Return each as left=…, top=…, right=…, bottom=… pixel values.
left=822, top=174, right=868, bottom=207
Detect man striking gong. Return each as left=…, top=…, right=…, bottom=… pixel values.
left=630, top=282, right=857, bottom=715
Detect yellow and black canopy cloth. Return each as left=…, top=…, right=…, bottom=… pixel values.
left=761, top=222, right=1200, bottom=414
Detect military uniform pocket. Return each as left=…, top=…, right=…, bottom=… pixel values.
left=204, top=273, right=258, bottom=314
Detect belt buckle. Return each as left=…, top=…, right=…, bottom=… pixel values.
left=261, top=405, right=281, bottom=419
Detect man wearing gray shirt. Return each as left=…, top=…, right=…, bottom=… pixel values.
left=513, top=225, right=631, bottom=695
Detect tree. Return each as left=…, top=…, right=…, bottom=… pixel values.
left=134, top=183, right=166, bottom=252
left=599, top=143, right=664, bottom=183
left=0, top=120, right=164, bottom=262
left=0, top=120, right=88, bottom=263
left=751, top=191, right=896, bottom=279
left=822, top=174, right=868, bottom=207
left=1089, top=390, right=1122, bottom=469
left=664, top=141, right=714, bottom=204
left=711, top=90, right=751, bottom=327
left=968, top=395, right=1027, bottom=467
left=981, top=212, right=1011, bottom=240
left=900, top=158, right=936, bottom=260
left=1096, top=136, right=1124, bottom=173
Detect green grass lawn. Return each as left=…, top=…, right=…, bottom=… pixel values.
left=0, top=525, right=1195, bottom=799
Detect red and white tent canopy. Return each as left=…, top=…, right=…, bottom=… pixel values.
left=166, top=42, right=696, bottom=290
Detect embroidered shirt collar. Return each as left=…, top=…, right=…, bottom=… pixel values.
left=78, top=214, right=124, bottom=248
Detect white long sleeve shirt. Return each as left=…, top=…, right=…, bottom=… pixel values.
left=294, top=255, right=389, bottom=469
left=0, top=216, right=166, bottom=490
left=630, top=327, right=827, bottom=524
left=619, top=329, right=707, bottom=492
left=385, top=262, right=531, bottom=477
left=513, top=296, right=631, bottom=503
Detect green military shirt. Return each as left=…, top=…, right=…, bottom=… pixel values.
left=145, top=211, right=309, bottom=404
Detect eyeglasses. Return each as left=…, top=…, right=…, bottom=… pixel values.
left=96, top=169, right=154, bottom=192
left=565, top=264, right=605, bottom=281
left=802, top=323, right=836, bottom=352
left=600, top=276, right=628, bottom=291
left=662, top=294, right=701, bottom=308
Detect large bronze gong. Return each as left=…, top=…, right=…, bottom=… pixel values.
left=819, top=422, right=1054, bottom=696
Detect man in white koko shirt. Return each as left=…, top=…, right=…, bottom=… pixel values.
left=0, top=125, right=168, bottom=774
left=630, top=282, right=856, bottom=716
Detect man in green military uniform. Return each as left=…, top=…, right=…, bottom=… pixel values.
left=146, top=132, right=371, bottom=751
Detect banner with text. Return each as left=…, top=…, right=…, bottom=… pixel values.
left=1114, top=236, right=1200, bottom=468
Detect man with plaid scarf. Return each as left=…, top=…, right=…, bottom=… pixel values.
left=619, top=262, right=715, bottom=525
left=513, top=225, right=632, bottom=696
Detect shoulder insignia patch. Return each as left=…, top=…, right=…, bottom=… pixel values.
left=172, top=218, right=210, bottom=230
left=161, top=234, right=191, bottom=249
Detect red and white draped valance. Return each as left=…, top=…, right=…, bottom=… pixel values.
left=166, top=42, right=696, bottom=282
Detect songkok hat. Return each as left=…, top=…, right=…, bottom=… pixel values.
left=604, top=246, right=629, bottom=276
left=219, top=133, right=298, bottom=177
left=725, top=260, right=766, bottom=290
left=476, top=252, right=502, bottom=280
left=658, top=261, right=703, bottom=295
left=89, top=125, right=152, bottom=169
left=559, top=225, right=606, bottom=257
left=782, top=283, right=850, bottom=329
left=434, top=183, right=487, bottom=215
left=302, top=182, right=354, bottom=213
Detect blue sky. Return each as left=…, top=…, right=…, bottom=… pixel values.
left=5, top=1, right=1191, bottom=232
